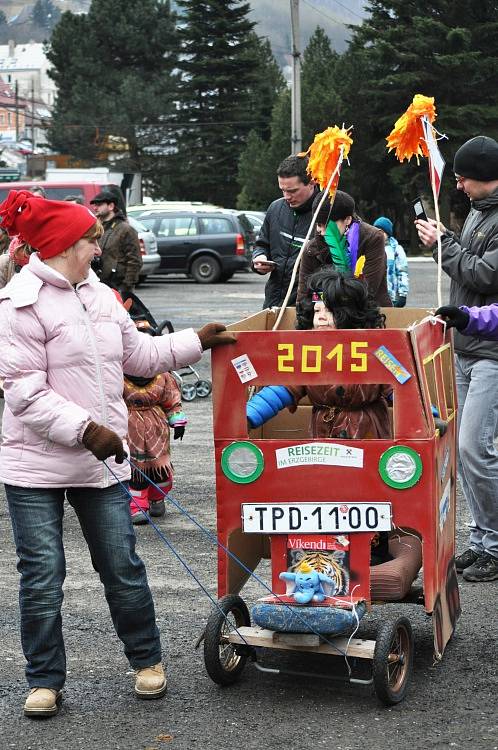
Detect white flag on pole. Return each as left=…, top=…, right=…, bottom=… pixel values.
left=421, top=115, right=445, bottom=198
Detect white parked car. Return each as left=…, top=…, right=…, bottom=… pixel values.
left=128, top=215, right=161, bottom=283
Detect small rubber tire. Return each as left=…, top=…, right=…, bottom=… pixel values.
left=203, top=595, right=251, bottom=686
left=190, top=255, right=221, bottom=284
left=373, top=616, right=414, bottom=705
left=181, top=383, right=197, bottom=401
left=195, top=379, right=212, bottom=398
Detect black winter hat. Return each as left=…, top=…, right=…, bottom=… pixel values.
left=453, top=136, right=498, bottom=182
left=313, top=189, right=355, bottom=226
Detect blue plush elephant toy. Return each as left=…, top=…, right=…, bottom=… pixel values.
left=280, top=562, right=335, bottom=604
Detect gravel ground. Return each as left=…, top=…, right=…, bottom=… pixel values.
left=0, top=266, right=497, bottom=750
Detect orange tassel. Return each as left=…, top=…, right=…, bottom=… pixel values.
left=301, top=126, right=353, bottom=196
left=386, top=94, right=436, bottom=163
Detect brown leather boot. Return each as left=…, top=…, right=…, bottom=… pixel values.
left=134, top=663, right=167, bottom=699
left=24, top=688, right=62, bottom=718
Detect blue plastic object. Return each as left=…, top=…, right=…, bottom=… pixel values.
left=247, top=385, right=294, bottom=428
left=252, top=601, right=366, bottom=635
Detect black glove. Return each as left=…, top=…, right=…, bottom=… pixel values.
left=394, top=296, right=406, bottom=308
left=435, top=306, right=470, bottom=331
left=174, top=425, right=185, bottom=441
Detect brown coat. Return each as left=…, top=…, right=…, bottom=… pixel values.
left=99, top=213, right=143, bottom=290
left=288, top=383, right=392, bottom=440
left=296, top=222, right=392, bottom=308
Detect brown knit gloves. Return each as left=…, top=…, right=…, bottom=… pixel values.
left=82, top=421, right=126, bottom=463
left=196, top=322, right=237, bottom=350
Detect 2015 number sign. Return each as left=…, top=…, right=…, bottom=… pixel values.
left=277, top=342, right=369, bottom=374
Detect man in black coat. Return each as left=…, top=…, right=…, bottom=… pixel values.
left=253, top=155, right=318, bottom=308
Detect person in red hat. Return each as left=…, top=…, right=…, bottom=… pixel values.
left=0, top=190, right=235, bottom=718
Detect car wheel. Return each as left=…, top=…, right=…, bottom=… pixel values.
left=137, top=275, right=147, bottom=286
left=190, top=255, right=221, bottom=284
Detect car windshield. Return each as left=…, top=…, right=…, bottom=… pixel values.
left=128, top=216, right=149, bottom=233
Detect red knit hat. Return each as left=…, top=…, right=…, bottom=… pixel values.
left=0, top=190, right=97, bottom=260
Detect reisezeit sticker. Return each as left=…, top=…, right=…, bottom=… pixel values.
left=373, top=345, right=411, bottom=383
left=275, top=442, right=363, bottom=469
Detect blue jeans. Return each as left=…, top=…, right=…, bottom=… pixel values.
left=6, top=483, right=162, bottom=690
left=455, top=355, right=498, bottom=559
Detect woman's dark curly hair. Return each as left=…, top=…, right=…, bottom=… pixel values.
left=296, top=268, right=386, bottom=330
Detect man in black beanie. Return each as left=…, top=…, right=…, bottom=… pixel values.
left=252, top=155, right=319, bottom=308
left=416, top=135, right=498, bottom=583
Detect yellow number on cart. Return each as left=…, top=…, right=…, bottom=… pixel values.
left=277, top=342, right=369, bottom=374
left=301, top=345, right=321, bottom=373
left=326, top=343, right=343, bottom=372
left=351, top=342, right=368, bottom=372
left=277, top=343, right=294, bottom=372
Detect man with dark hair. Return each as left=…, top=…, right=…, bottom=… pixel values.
left=416, top=135, right=498, bottom=583
left=253, top=154, right=318, bottom=308
left=90, top=189, right=142, bottom=300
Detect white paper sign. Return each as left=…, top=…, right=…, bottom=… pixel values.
left=231, top=354, right=258, bottom=383
left=275, top=442, right=363, bottom=469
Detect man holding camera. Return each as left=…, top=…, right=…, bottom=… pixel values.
left=416, top=135, right=498, bottom=583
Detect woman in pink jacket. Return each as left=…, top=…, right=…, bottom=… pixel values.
left=0, top=190, right=233, bottom=718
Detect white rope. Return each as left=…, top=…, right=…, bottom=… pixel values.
left=272, top=147, right=345, bottom=331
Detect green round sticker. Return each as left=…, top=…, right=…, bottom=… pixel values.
left=379, top=446, right=422, bottom=489
left=221, top=441, right=264, bottom=484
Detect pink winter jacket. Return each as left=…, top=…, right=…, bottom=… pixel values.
left=0, top=254, right=203, bottom=488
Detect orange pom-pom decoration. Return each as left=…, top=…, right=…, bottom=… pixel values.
left=386, top=94, right=436, bottom=163
left=301, top=126, right=353, bottom=196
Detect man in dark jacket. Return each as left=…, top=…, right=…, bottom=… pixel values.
left=416, top=135, right=498, bottom=583
left=90, top=190, right=142, bottom=300
left=253, top=155, right=319, bottom=308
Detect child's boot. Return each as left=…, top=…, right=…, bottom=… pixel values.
left=129, top=488, right=150, bottom=524
left=149, top=480, right=171, bottom=518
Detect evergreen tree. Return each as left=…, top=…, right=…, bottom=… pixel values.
left=33, top=0, right=61, bottom=31
left=301, top=27, right=340, bottom=149
left=172, top=0, right=259, bottom=205
left=47, top=0, right=178, bottom=194
left=236, top=87, right=291, bottom=210
left=0, top=11, right=7, bottom=26
left=236, top=26, right=342, bottom=210
left=337, top=0, right=498, bottom=240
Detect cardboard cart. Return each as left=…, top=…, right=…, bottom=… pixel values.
left=203, top=307, right=460, bottom=704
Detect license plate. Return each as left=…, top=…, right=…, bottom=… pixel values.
left=242, top=502, right=392, bottom=534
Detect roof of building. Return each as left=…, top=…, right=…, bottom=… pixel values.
left=0, top=42, right=52, bottom=71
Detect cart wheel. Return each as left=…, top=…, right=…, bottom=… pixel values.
left=203, top=595, right=251, bottom=686
left=181, top=383, right=197, bottom=401
left=195, top=379, right=212, bottom=398
left=373, top=616, right=413, bottom=705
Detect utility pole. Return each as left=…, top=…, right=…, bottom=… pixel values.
left=290, top=0, right=302, bottom=155
left=14, top=80, right=19, bottom=141
left=31, top=80, right=36, bottom=149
